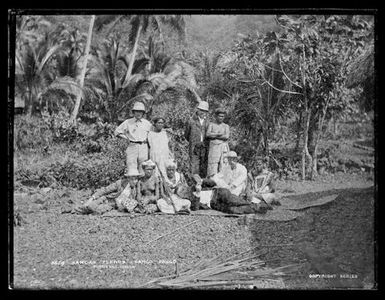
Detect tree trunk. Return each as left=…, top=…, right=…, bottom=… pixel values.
left=333, top=118, right=338, bottom=137
left=295, top=112, right=302, bottom=152
left=302, top=109, right=313, bottom=180
left=300, top=46, right=312, bottom=181
left=311, top=118, right=322, bottom=179
left=263, top=128, right=269, bottom=157
left=26, top=88, right=33, bottom=116
left=123, top=23, right=142, bottom=87
left=70, top=15, right=95, bottom=125
left=311, top=103, right=329, bottom=179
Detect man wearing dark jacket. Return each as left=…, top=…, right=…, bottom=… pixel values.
left=184, top=101, right=210, bottom=178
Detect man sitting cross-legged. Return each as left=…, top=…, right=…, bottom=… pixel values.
left=247, top=157, right=281, bottom=209
left=156, top=160, right=192, bottom=214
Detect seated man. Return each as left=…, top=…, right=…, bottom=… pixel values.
left=156, top=160, right=192, bottom=214
left=247, top=157, right=280, bottom=207
left=195, top=151, right=247, bottom=195
left=73, top=169, right=141, bottom=215
left=210, top=151, right=248, bottom=196
left=193, top=151, right=269, bottom=214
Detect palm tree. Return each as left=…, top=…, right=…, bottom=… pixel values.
left=15, top=17, right=96, bottom=116
left=95, top=15, right=186, bottom=88
left=70, top=15, right=95, bottom=124
left=56, top=28, right=86, bottom=78
left=127, top=37, right=200, bottom=117
left=85, top=35, right=149, bottom=122
left=15, top=28, right=62, bottom=115
left=345, top=44, right=374, bottom=112
left=86, top=33, right=199, bottom=122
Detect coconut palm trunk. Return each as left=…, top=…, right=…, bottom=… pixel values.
left=70, top=14, right=95, bottom=125
left=299, top=47, right=313, bottom=181
left=123, top=23, right=142, bottom=86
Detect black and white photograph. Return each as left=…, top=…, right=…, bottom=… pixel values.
left=9, top=10, right=377, bottom=290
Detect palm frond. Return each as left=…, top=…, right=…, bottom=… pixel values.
left=37, top=44, right=61, bottom=74
left=56, top=52, right=79, bottom=78
left=42, top=76, right=82, bottom=97
left=141, top=15, right=150, bottom=35
left=117, top=55, right=129, bottom=69
left=132, top=57, right=150, bottom=74
left=94, top=15, right=120, bottom=31
left=158, top=56, right=172, bottom=72
left=150, top=16, right=160, bottom=33
left=346, top=45, right=374, bottom=89
left=129, top=16, right=141, bottom=45
left=121, top=73, right=145, bottom=90
left=23, top=44, right=37, bottom=83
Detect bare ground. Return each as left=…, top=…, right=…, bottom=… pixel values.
left=12, top=171, right=376, bottom=290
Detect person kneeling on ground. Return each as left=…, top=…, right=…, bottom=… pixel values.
left=73, top=169, right=141, bottom=215
left=156, top=160, right=192, bottom=214
left=192, top=151, right=269, bottom=214
left=247, top=157, right=281, bottom=209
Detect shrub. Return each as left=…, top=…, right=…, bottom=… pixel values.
left=14, top=115, right=53, bottom=152
left=48, top=152, right=125, bottom=190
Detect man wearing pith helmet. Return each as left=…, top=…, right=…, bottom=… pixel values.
left=184, top=100, right=210, bottom=178
left=114, top=101, right=152, bottom=176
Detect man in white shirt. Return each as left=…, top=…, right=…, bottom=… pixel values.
left=114, top=101, right=152, bottom=176
left=210, top=151, right=248, bottom=196
left=193, top=151, right=269, bottom=214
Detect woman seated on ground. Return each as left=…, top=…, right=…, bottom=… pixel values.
left=136, top=160, right=162, bottom=214
left=247, top=157, right=280, bottom=208
left=156, top=160, right=192, bottom=214
left=73, top=169, right=141, bottom=215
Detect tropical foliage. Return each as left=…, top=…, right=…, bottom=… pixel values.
left=12, top=14, right=375, bottom=183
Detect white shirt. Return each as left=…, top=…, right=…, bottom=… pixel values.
left=198, top=117, right=204, bottom=142
left=114, top=117, right=152, bottom=142
left=212, top=162, right=248, bottom=196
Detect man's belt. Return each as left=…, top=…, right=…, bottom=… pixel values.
left=130, top=140, right=147, bottom=144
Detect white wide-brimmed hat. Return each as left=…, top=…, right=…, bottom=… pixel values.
left=132, top=101, right=146, bottom=112
left=197, top=101, right=209, bottom=112
left=226, top=151, right=238, bottom=158
left=141, top=159, right=156, bottom=169
left=166, top=160, right=177, bottom=169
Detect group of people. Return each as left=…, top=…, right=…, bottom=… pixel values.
left=73, top=100, right=280, bottom=215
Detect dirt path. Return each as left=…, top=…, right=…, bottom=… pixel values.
left=12, top=172, right=375, bottom=289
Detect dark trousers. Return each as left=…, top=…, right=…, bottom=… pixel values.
left=210, top=188, right=262, bottom=214
left=190, top=143, right=207, bottom=178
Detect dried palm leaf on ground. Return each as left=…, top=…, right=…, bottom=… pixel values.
left=139, top=247, right=301, bottom=289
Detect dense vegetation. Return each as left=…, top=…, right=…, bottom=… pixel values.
left=12, top=14, right=375, bottom=190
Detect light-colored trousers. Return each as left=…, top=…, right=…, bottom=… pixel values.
left=211, top=173, right=247, bottom=197
left=207, top=142, right=229, bottom=178
left=126, top=143, right=149, bottom=176
left=157, top=195, right=191, bottom=214
left=251, top=193, right=276, bottom=204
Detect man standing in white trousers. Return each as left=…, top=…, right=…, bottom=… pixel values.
left=114, top=101, right=152, bottom=176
